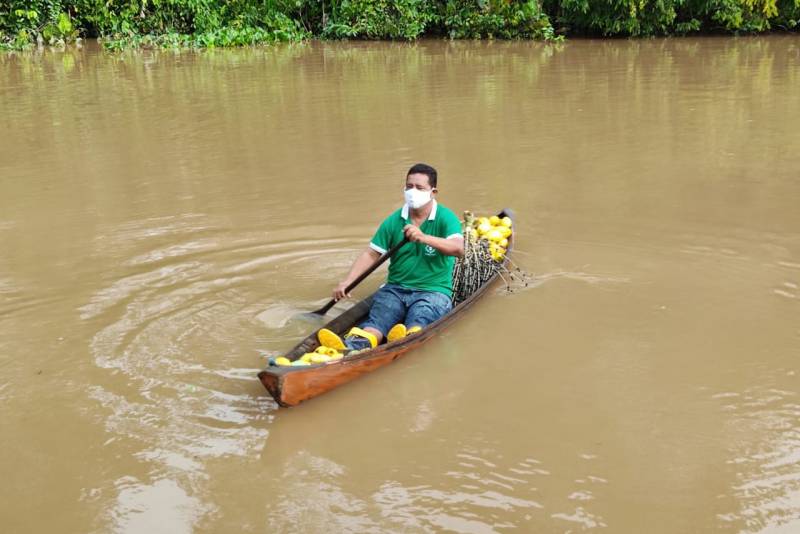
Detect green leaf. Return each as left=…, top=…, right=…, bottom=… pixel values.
left=57, top=13, right=73, bottom=36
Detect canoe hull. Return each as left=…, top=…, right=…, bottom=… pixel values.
left=259, top=344, right=414, bottom=407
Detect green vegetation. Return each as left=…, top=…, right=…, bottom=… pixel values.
left=2, top=0, right=798, bottom=50
left=543, top=0, right=800, bottom=35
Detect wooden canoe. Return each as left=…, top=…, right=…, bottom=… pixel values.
left=258, top=209, right=514, bottom=407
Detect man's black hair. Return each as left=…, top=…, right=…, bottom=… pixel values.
left=407, top=163, right=438, bottom=189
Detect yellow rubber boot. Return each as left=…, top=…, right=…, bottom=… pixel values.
left=346, top=327, right=378, bottom=349
left=317, top=328, right=346, bottom=350
left=387, top=324, right=407, bottom=342
left=407, top=325, right=422, bottom=336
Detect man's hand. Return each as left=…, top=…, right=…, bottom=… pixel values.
left=403, top=225, right=464, bottom=257
left=403, top=224, right=427, bottom=244
left=333, top=280, right=352, bottom=301
left=331, top=247, right=382, bottom=301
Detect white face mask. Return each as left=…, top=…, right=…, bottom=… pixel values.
left=404, top=187, right=432, bottom=209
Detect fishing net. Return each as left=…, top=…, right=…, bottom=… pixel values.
left=451, top=211, right=503, bottom=305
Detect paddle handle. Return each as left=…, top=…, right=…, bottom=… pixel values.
left=313, top=237, right=409, bottom=316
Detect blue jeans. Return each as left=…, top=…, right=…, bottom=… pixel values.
left=346, top=284, right=453, bottom=350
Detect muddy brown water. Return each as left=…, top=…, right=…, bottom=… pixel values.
left=1, top=37, right=799, bottom=533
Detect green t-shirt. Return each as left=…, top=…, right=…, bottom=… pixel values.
left=369, top=201, right=463, bottom=298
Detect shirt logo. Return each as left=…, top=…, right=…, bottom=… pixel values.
left=424, top=245, right=437, bottom=257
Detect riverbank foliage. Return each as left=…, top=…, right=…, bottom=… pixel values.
left=2, top=0, right=798, bottom=49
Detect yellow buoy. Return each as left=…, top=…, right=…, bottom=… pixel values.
left=486, top=229, right=503, bottom=242
left=310, top=353, right=332, bottom=364
left=314, top=346, right=338, bottom=357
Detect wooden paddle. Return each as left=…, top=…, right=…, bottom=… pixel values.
left=308, top=237, right=409, bottom=317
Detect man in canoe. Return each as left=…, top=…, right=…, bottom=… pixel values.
left=318, top=163, right=464, bottom=352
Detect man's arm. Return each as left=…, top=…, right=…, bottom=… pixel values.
left=403, top=225, right=464, bottom=257
left=333, top=247, right=382, bottom=300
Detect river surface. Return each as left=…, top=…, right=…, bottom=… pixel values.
left=1, top=37, right=799, bottom=533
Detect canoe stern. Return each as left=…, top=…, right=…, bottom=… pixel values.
left=258, top=345, right=413, bottom=407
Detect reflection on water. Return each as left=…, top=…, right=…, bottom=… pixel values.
left=108, top=478, right=207, bottom=534
left=1, top=37, right=799, bottom=532
left=717, top=381, right=800, bottom=532
left=265, top=448, right=550, bottom=533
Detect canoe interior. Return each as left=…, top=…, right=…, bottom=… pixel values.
left=258, top=208, right=514, bottom=406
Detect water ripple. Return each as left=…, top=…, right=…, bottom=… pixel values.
left=715, top=383, right=800, bottom=532
left=80, top=216, right=368, bottom=530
